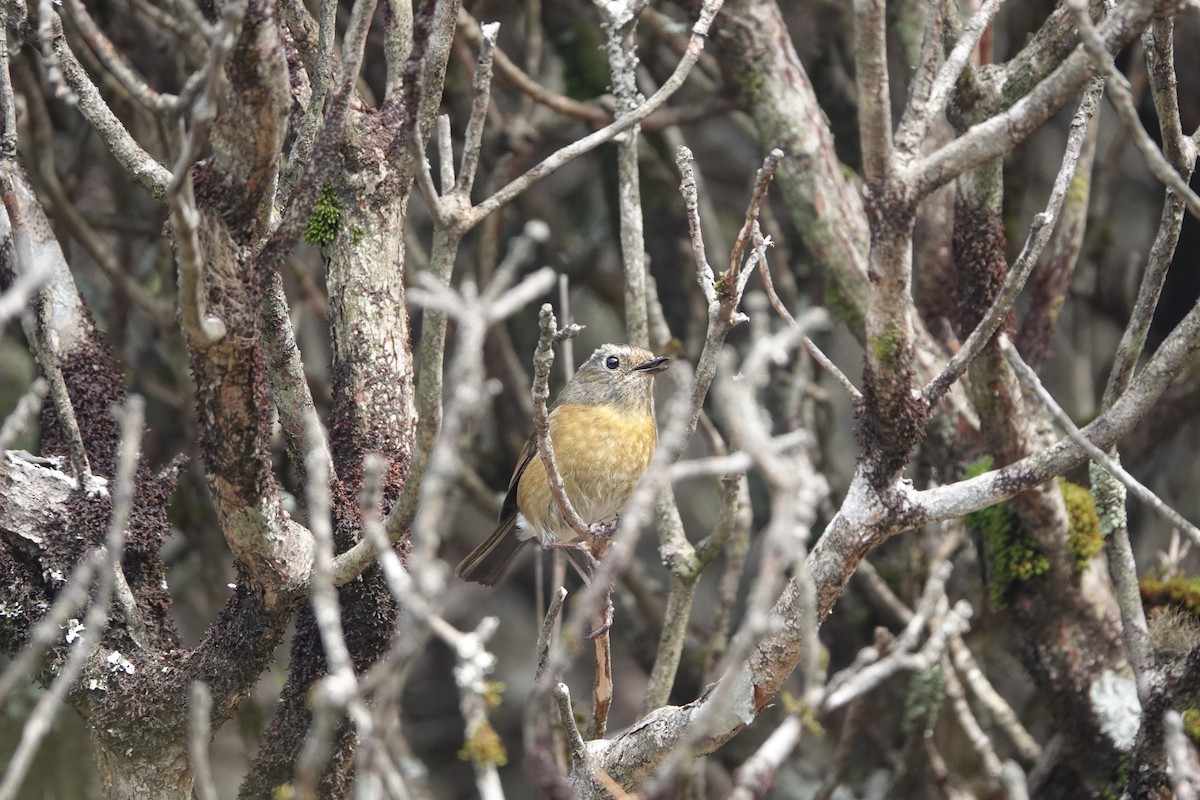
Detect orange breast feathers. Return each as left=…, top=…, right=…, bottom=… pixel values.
left=515, top=402, right=658, bottom=543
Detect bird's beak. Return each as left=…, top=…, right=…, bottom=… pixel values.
left=633, top=355, right=671, bottom=374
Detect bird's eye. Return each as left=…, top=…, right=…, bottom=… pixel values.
left=605, top=355, right=620, bottom=370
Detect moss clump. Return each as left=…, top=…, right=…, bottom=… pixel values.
left=1066, top=172, right=1090, bottom=206
left=1140, top=571, right=1200, bottom=617
left=459, top=720, right=508, bottom=767
left=555, top=19, right=609, bottom=101
left=1104, top=757, right=1130, bottom=800
left=303, top=183, right=343, bottom=246
left=904, top=664, right=945, bottom=737
left=869, top=325, right=905, bottom=372
left=1061, top=479, right=1103, bottom=572
left=1184, top=708, right=1200, bottom=745
left=822, top=275, right=865, bottom=335
left=964, top=456, right=1049, bottom=609
left=482, top=680, right=505, bottom=710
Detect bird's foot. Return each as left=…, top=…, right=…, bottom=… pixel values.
left=586, top=598, right=615, bottom=639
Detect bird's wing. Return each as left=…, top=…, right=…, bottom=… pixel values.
left=500, top=433, right=538, bottom=522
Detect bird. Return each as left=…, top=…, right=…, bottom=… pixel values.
left=456, top=343, right=670, bottom=585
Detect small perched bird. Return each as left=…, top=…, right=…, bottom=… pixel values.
left=456, top=343, right=670, bottom=585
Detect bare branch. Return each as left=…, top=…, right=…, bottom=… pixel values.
left=535, top=586, right=568, bottom=682
left=727, top=714, right=805, bottom=800
left=456, top=22, right=498, bottom=196
left=942, top=652, right=1003, bottom=779
left=430, top=617, right=506, bottom=800
left=437, top=113, right=455, bottom=193
left=189, top=682, right=219, bottom=800
left=1067, top=0, right=1200, bottom=218
left=925, top=77, right=1104, bottom=405
left=0, top=378, right=47, bottom=450
left=170, top=175, right=228, bottom=346
left=458, top=7, right=609, bottom=124
left=279, top=0, right=337, bottom=199
left=896, top=0, right=1005, bottom=152
left=909, top=0, right=1161, bottom=198
left=32, top=293, right=93, bottom=484
left=41, top=13, right=172, bottom=193
left=853, top=0, right=895, bottom=183
left=999, top=335, right=1200, bottom=548
left=555, top=682, right=589, bottom=769
left=1164, top=709, right=1199, bottom=800
left=62, top=0, right=197, bottom=115
left=676, top=146, right=716, bottom=308
left=0, top=397, right=142, bottom=800
left=948, top=636, right=1042, bottom=763
left=469, top=0, right=725, bottom=226
left=821, top=600, right=972, bottom=712
left=530, top=304, right=590, bottom=539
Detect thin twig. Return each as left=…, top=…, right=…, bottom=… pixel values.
left=458, top=7, right=608, bottom=123
left=948, top=636, right=1041, bottom=763
left=588, top=586, right=614, bottom=740
left=908, top=0, right=1158, bottom=197
left=1000, top=761, right=1032, bottom=800
left=553, top=682, right=588, bottom=769
left=33, top=293, right=92, bottom=484
left=1103, top=18, right=1197, bottom=405
left=45, top=13, right=172, bottom=192
left=941, top=650, right=1003, bottom=779
left=753, top=244, right=861, bottom=403
left=1068, top=0, right=1200, bottom=219
left=467, top=0, right=725, bottom=226
left=1000, top=335, right=1200, bottom=547
left=821, top=601, right=972, bottom=712
left=455, top=22, right=498, bottom=195
left=13, top=56, right=172, bottom=324
left=925, top=77, right=1104, bottom=405
left=676, top=146, right=716, bottom=307
left=429, top=617, right=506, bottom=800
left=189, top=682, right=219, bottom=800
left=896, top=0, right=1005, bottom=152
left=726, top=714, right=805, bottom=800
left=301, top=411, right=356, bottom=689
left=62, top=0, right=194, bottom=114
left=815, top=699, right=867, bottom=800
left=0, top=378, right=48, bottom=450
left=598, top=0, right=650, bottom=347
left=0, top=397, right=142, bottom=800
left=169, top=175, right=227, bottom=346
left=165, top=3, right=243, bottom=347
left=530, top=304, right=591, bottom=539
left=1164, top=709, right=1199, bottom=800
left=728, top=149, right=783, bottom=284
left=280, top=0, right=337, bottom=198
left=437, top=114, right=455, bottom=193
left=558, top=274, right=575, bottom=383
left=535, top=587, right=568, bottom=682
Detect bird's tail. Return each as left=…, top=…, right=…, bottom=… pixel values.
left=455, top=516, right=528, bottom=586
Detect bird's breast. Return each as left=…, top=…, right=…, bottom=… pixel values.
left=516, top=402, right=658, bottom=540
